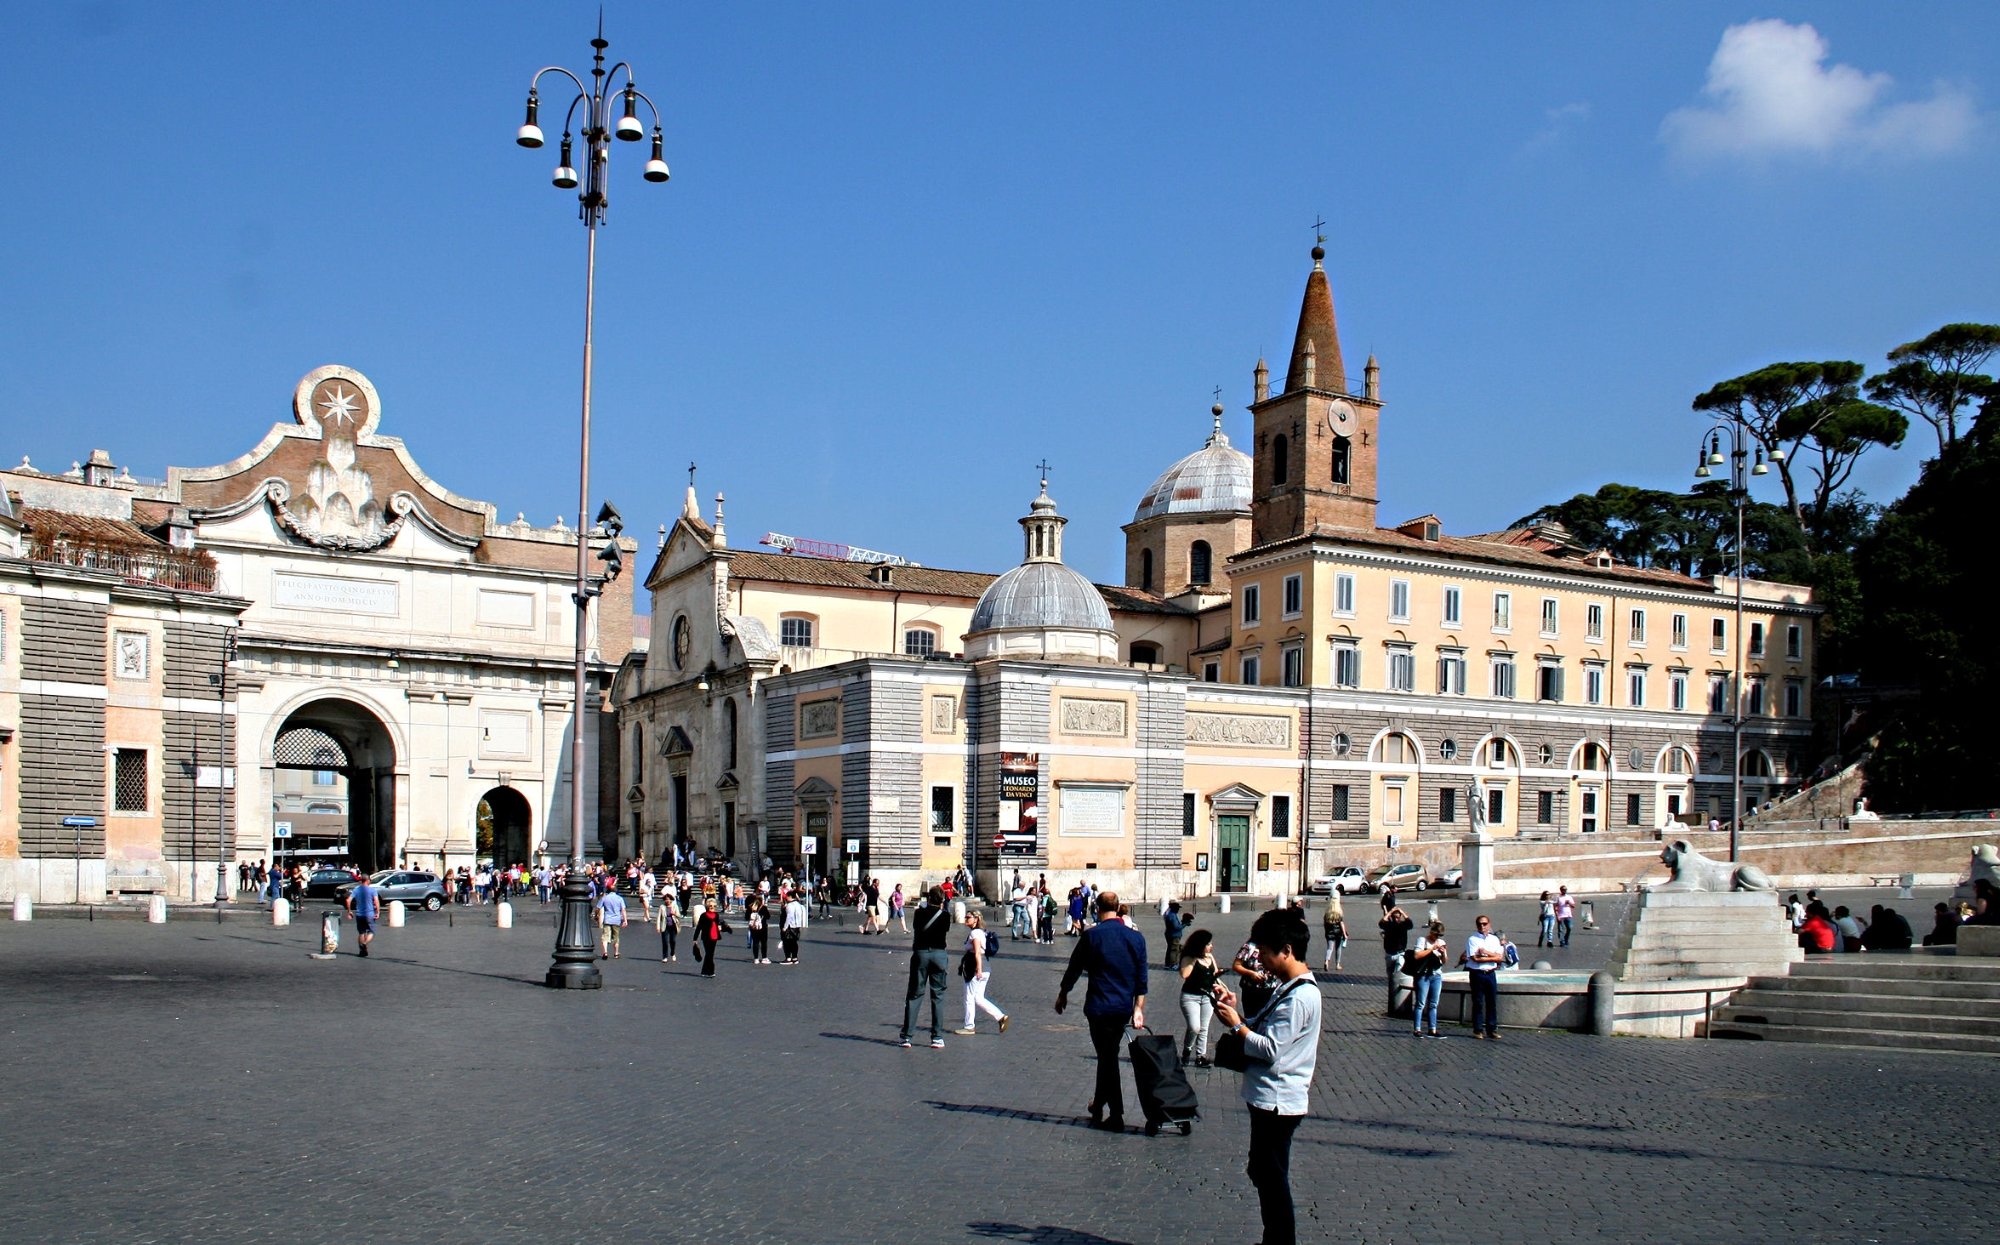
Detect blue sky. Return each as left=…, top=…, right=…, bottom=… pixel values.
left=3, top=3, right=1995, bottom=585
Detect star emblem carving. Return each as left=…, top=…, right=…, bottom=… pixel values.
left=318, top=384, right=362, bottom=428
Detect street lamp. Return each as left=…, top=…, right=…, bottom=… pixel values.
left=1693, top=422, right=1781, bottom=863
left=516, top=22, right=666, bottom=990
left=211, top=627, right=238, bottom=905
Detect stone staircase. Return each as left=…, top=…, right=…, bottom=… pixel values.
left=1705, top=952, right=2000, bottom=1055
left=1608, top=890, right=1803, bottom=982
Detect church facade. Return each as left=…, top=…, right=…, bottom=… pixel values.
left=1, top=365, right=633, bottom=901
left=622, top=244, right=1819, bottom=900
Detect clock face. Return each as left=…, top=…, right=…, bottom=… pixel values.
left=1327, top=401, right=1354, bottom=434
left=672, top=616, right=691, bottom=670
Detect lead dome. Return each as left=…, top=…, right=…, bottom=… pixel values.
left=1132, top=403, right=1251, bottom=523
left=965, top=480, right=1118, bottom=662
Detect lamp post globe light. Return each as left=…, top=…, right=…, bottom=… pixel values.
left=1693, top=421, right=1781, bottom=864
left=515, top=23, right=665, bottom=990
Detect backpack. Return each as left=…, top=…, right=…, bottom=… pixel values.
left=983, top=929, right=1000, bottom=958
left=1503, top=940, right=1520, bottom=968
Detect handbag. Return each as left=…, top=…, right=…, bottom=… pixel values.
left=1213, top=978, right=1306, bottom=1072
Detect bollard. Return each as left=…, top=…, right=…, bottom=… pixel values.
left=1218, top=894, right=1231, bottom=914
left=950, top=900, right=965, bottom=925
left=388, top=900, right=406, bottom=928
left=318, top=910, right=341, bottom=957
left=1588, top=970, right=1617, bottom=1036
left=1424, top=900, right=1440, bottom=926
left=1581, top=900, right=1596, bottom=929
left=147, top=895, right=168, bottom=924
left=13, top=895, right=31, bottom=921
left=495, top=900, right=514, bottom=930
left=272, top=897, right=291, bottom=927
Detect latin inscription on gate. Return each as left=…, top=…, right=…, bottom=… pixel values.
left=1187, top=712, right=1290, bottom=749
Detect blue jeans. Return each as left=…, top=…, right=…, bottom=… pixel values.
left=1412, top=971, right=1443, bottom=1032
left=1012, top=903, right=1032, bottom=939
left=1469, top=968, right=1499, bottom=1034
left=1539, top=915, right=1556, bottom=946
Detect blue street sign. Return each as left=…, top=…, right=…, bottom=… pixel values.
left=61, top=816, right=98, bottom=828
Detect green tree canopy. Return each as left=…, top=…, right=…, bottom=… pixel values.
left=1865, top=322, right=2000, bottom=457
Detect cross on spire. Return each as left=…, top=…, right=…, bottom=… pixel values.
left=687, top=461, right=696, bottom=489
left=1312, top=215, right=1326, bottom=243
left=1035, top=459, right=1052, bottom=490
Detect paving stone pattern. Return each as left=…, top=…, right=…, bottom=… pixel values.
left=1, top=900, right=1994, bottom=1244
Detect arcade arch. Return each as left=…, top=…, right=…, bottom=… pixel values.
left=269, top=698, right=399, bottom=871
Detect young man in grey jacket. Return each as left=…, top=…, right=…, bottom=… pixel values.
left=1213, top=908, right=1322, bottom=1245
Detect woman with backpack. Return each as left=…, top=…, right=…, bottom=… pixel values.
left=1320, top=895, right=1348, bottom=972
left=954, top=911, right=1009, bottom=1036
left=1407, top=919, right=1449, bottom=1038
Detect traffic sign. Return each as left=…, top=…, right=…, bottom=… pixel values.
left=273, top=821, right=294, bottom=839
left=62, top=816, right=98, bottom=828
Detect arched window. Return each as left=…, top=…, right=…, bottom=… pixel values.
left=1189, top=540, right=1212, bottom=586
left=1373, top=732, right=1419, bottom=765
left=723, top=699, right=739, bottom=771
left=1575, top=742, right=1608, bottom=771
left=1741, top=750, right=1773, bottom=778
left=1663, top=747, right=1694, bottom=775
left=1331, top=434, right=1351, bottom=485
left=1272, top=434, right=1289, bottom=485
left=1140, top=548, right=1154, bottom=593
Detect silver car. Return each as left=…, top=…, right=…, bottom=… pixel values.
left=338, top=869, right=447, bottom=912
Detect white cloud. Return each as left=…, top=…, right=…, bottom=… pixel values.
left=1525, top=101, right=1592, bottom=153
left=1661, top=19, right=1978, bottom=162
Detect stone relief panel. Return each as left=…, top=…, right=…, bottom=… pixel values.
left=799, top=699, right=840, bottom=741
left=1187, top=712, right=1291, bottom=749
left=929, top=695, right=957, bottom=734
left=1059, top=697, right=1128, bottom=737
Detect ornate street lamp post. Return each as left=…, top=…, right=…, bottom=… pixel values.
left=516, top=23, right=666, bottom=989
left=1693, top=422, right=1780, bottom=863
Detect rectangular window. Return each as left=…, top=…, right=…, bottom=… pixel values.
left=1626, top=792, right=1643, bottom=826
left=1182, top=792, right=1197, bottom=838
left=1537, top=661, right=1564, bottom=703
left=1786, top=624, right=1803, bottom=660
left=1711, top=618, right=1727, bottom=652
left=1280, top=644, right=1304, bottom=688
left=1537, top=790, right=1555, bottom=825
left=1747, top=677, right=1766, bottom=716
left=1241, top=655, right=1260, bottom=685
left=1672, top=613, right=1689, bottom=649
left=1272, top=794, right=1292, bottom=839
left=1749, top=621, right=1765, bottom=657
left=1784, top=679, right=1803, bottom=718
left=1202, top=662, right=1219, bottom=683
left=1389, top=579, right=1411, bottom=622
left=1584, top=662, right=1605, bottom=706
left=1440, top=786, right=1457, bottom=824
left=1443, top=586, right=1462, bottom=628
left=1335, top=573, right=1356, bottom=615
left=1491, top=656, right=1516, bottom=700
left=1487, top=788, right=1505, bottom=826
left=1628, top=667, right=1647, bottom=707
left=904, top=628, right=937, bottom=658
left=1387, top=647, right=1415, bottom=692
left=1382, top=783, right=1406, bottom=826
left=1630, top=609, right=1647, bottom=644
left=1242, top=585, right=1261, bottom=626
left=1585, top=604, right=1604, bottom=642
left=1334, top=642, right=1360, bottom=689
left=1708, top=675, right=1728, bottom=713
left=780, top=616, right=815, bottom=648
left=1671, top=671, right=1688, bottom=711
left=114, top=748, right=147, bottom=813
left=1493, top=592, right=1512, bottom=631
left=1437, top=650, right=1467, bottom=695
left=930, top=785, right=954, bottom=844
left=1282, top=574, right=1302, bottom=617
left=1330, top=785, right=1350, bottom=822
left=1540, top=598, right=1559, bottom=636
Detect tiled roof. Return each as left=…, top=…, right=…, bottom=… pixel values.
left=18, top=507, right=168, bottom=547
left=1236, top=523, right=1713, bottom=592
left=726, top=550, right=1190, bottom=615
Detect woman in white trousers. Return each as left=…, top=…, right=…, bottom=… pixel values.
left=955, top=912, right=1010, bottom=1035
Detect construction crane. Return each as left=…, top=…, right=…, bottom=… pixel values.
left=760, top=531, right=917, bottom=567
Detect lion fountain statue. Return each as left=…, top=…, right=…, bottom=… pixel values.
left=1650, top=840, right=1774, bottom=893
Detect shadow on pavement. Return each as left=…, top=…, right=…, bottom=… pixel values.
left=969, top=1223, right=1134, bottom=1245
left=926, top=1100, right=1095, bottom=1131
left=819, top=1030, right=907, bottom=1048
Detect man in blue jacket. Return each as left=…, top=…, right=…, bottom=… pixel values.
left=1055, top=891, right=1148, bottom=1131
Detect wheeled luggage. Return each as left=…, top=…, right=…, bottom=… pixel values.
left=1128, top=1031, right=1200, bottom=1136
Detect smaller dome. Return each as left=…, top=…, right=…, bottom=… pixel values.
left=1133, top=416, right=1251, bottom=523
left=969, top=561, right=1113, bottom=634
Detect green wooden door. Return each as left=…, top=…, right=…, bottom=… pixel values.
left=1217, top=815, right=1250, bottom=892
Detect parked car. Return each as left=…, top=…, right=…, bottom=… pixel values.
left=338, top=869, right=447, bottom=911
left=1432, top=866, right=1465, bottom=889
left=1364, top=862, right=1428, bottom=892
left=1309, top=866, right=1369, bottom=895
left=303, top=867, right=363, bottom=899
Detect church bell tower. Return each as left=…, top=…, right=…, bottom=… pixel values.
left=1248, top=240, right=1382, bottom=545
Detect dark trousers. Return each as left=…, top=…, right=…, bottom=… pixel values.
left=1469, top=968, right=1499, bottom=1033
left=659, top=927, right=676, bottom=958
left=698, top=937, right=718, bottom=977
left=901, top=949, right=949, bottom=1041
left=1086, top=1011, right=1132, bottom=1121
left=1163, top=938, right=1181, bottom=969
left=1247, top=1106, right=1303, bottom=1245
left=781, top=928, right=800, bottom=961
left=752, top=929, right=769, bottom=959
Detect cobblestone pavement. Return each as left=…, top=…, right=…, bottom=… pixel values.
left=2, top=903, right=1994, bottom=1244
